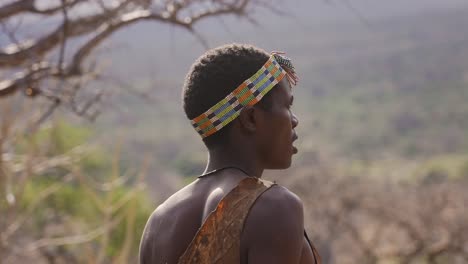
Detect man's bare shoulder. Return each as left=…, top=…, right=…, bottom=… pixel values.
left=244, top=183, right=304, bottom=236
left=144, top=180, right=202, bottom=228
left=139, top=181, right=202, bottom=263
left=252, top=183, right=303, bottom=217
left=140, top=183, right=193, bottom=241
left=241, top=184, right=305, bottom=263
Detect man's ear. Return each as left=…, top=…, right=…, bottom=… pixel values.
left=238, top=106, right=257, bottom=133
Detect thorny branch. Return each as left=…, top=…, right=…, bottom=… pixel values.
left=0, top=0, right=85, bottom=20
left=0, top=0, right=261, bottom=122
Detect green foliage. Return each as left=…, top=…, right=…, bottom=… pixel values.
left=21, top=177, right=100, bottom=228
left=16, top=120, right=153, bottom=262
left=172, top=153, right=205, bottom=177
left=18, top=120, right=93, bottom=155
left=107, top=188, right=153, bottom=257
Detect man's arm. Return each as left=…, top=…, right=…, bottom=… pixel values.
left=139, top=208, right=165, bottom=264
left=139, top=211, right=157, bottom=264
left=242, top=185, right=305, bottom=263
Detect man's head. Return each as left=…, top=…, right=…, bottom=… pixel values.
left=182, top=43, right=298, bottom=168
left=183, top=44, right=272, bottom=146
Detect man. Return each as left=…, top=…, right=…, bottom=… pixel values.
left=139, top=44, right=321, bottom=264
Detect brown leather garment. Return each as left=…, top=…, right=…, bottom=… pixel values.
left=178, top=177, right=321, bottom=264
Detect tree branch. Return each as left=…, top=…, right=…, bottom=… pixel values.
left=0, top=0, right=259, bottom=124
left=0, top=0, right=85, bottom=21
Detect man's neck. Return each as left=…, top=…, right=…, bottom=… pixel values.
left=205, top=146, right=263, bottom=178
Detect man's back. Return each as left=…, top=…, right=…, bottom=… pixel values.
left=139, top=169, right=317, bottom=264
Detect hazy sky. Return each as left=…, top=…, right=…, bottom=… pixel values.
left=2, top=0, right=467, bottom=79
left=287, top=0, right=468, bottom=22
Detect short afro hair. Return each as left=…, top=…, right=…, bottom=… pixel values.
left=182, top=43, right=275, bottom=148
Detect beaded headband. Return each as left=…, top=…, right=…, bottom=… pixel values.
left=191, top=52, right=298, bottom=138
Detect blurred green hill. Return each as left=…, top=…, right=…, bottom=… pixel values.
left=95, top=6, right=468, bottom=182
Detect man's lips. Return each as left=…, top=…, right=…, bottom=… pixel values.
left=292, top=146, right=298, bottom=154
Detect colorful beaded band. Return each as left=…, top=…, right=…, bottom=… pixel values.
left=191, top=52, right=297, bottom=138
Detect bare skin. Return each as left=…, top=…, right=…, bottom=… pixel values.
left=139, top=79, right=316, bottom=263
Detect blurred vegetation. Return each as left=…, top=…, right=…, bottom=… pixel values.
left=97, top=7, right=468, bottom=182
left=2, top=4, right=468, bottom=264
left=0, top=116, right=153, bottom=263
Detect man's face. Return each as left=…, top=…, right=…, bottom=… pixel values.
left=256, top=78, right=299, bottom=169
